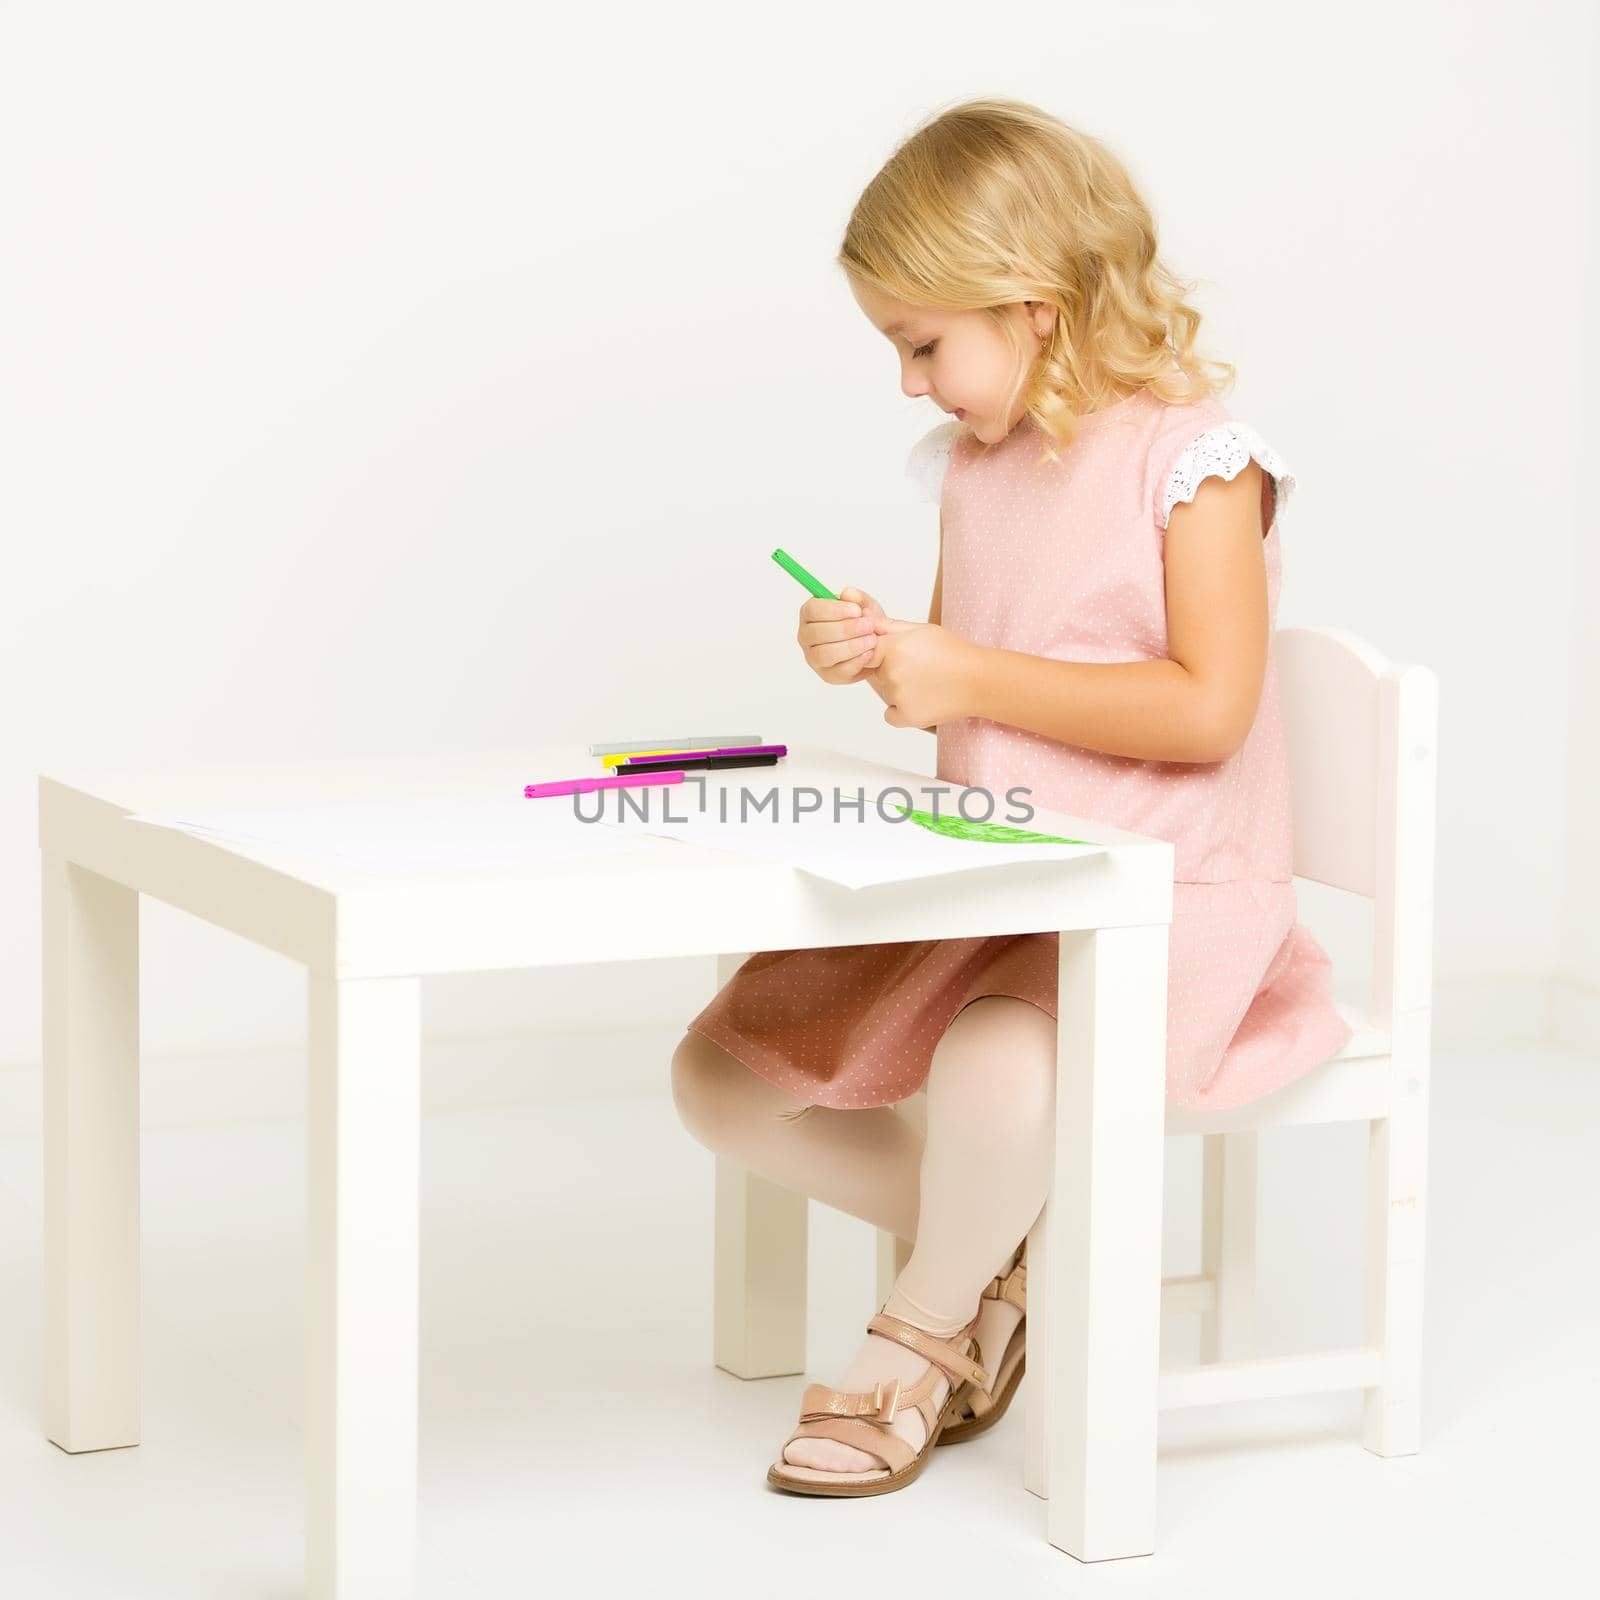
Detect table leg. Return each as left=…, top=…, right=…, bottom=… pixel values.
left=42, top=853, right=141, bottom=1454
left=1025, top=922, right=1168, bottom=1561
left=306, top=973, right=421, bottom=1600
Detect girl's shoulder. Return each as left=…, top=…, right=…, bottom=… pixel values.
left=900, top=379, right=1230, bottom=507
left=902, top=388, right=1299, bottom=533
left=904, top=419, right=964, bottom=507
left=1143, top=392, right=1298, bottom=533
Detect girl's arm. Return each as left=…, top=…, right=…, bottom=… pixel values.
left=921, top=516, right=944, bottom=732
left=963, top=463, right=1271, bottom=765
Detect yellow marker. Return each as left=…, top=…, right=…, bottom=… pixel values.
left=601, top=748, right=698, bottom=768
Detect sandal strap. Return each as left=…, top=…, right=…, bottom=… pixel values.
left=966, top=1320, right=1026, bottom=1419
left=797, top=1368, right=936, bottom=1428
left=980, top=1243, right=1028, bottom=1314
left=990, top=1258, right=1026, bottom=1313
left=783, top=1417, right=917, bottom=1475
left=800, top=1377, right=903, bottom=1424
left=866, top=1311, right=991, bottom=1393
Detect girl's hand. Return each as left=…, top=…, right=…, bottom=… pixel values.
left=860, top=618, right=979, bottom=728
left=796, top=585, right=889, bottom=685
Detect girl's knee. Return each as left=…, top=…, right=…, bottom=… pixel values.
left=670, top=1032, right=733, bottom=1148
left=956, top=993, right=1054, bottom=1036
left=945, top=996, right=1057, bottom=1065
left=933, top=996, right=1057, bottom=1114
left=670, top=1031, right=808, bottom=1152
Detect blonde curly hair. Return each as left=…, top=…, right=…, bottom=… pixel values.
left=838, top=97, right=1236, bottom=463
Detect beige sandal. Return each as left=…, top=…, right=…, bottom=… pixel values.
left=939, top=1239, right=1027, bottom=1445
left=765, top=1308, right=993, bottom=1497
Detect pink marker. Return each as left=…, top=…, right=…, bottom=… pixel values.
left=525, top=770, right=687, bottom=799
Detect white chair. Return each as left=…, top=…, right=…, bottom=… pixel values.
left=710, top=624, right=1439, bottom=1521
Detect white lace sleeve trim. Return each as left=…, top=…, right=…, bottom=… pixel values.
left=905, top=419, right=963, bottom=508
left=1159, top=422, right=1297, bottom=531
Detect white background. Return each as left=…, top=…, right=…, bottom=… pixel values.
left=2, top=0, right=1596, bottom=1120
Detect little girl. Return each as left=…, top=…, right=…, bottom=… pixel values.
left=670, top=98, right=1353, bottom=1498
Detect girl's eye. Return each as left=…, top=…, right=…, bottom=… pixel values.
left=912, top=341, right=936, bottom=359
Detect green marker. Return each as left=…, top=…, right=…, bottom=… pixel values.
left=771, top=547, right=838, bottom=601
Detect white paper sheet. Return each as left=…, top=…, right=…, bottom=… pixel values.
left=594, top=795, right=1107, bottom=890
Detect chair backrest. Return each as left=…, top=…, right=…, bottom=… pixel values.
left=1275, top=627, right=1440, bottom=1028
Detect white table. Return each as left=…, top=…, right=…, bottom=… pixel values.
left=38, top=742, right=1174, bottom=1594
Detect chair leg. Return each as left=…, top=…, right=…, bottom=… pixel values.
left=714, top=1158, right=807, bottom=1378
left=1363, top=1077, right=1428, bottom=1456
left=1198, top=1131, right=1258, bottom=1363
left=709, top=951, right=807, bottom=1379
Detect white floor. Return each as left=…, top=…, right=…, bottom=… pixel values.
left=0, top=1039, right=1594, bottom=1599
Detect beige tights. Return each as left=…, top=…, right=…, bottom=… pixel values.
left=670, top=994, right=1056, bottom=1476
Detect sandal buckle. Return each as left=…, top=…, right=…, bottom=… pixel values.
left=870, top=1377, right=901, bottom=1422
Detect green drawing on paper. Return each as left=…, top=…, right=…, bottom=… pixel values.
left=888, top=802, right=1092, bottom=846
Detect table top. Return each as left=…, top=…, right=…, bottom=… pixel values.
left=39, top=743, right=1174, bottom=979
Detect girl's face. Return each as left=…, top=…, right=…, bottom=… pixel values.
left=850, top=279, right=1057, bottom=445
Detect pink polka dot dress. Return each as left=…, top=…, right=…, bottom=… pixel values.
left=687, top=375, right=1354, bottom=1112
